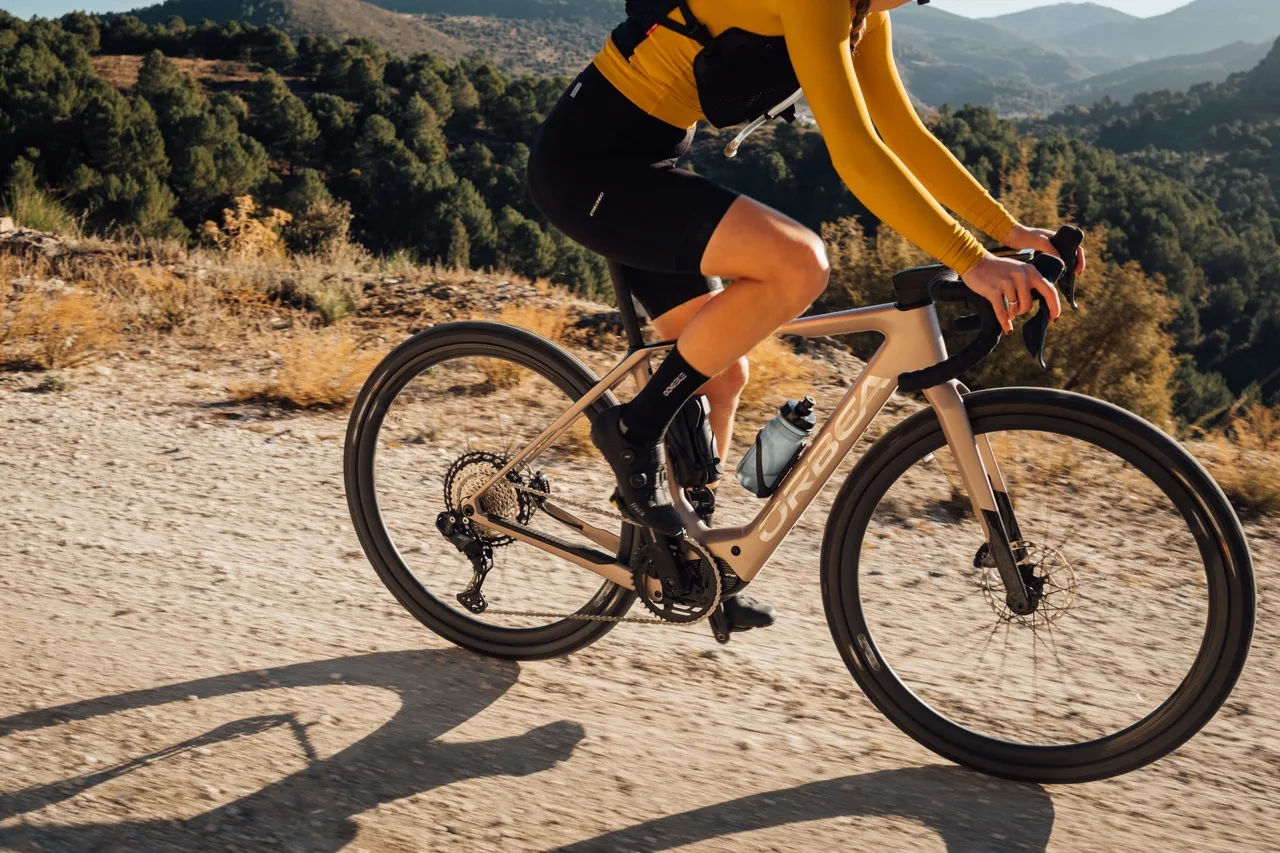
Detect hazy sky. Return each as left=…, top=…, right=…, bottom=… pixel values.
left=0, top=0, right=1198, bottom=20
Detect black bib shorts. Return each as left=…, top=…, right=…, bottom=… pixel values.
left=527, top=64, right=741, bottom=320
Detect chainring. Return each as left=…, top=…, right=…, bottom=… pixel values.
left=633, top=538, right=721, bottom=624
left=442, top=450, right=540, bottom=546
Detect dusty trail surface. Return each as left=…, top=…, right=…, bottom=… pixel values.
left=1, top=346, right=1276, bottom=853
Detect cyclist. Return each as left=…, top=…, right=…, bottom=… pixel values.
left=527, top=0, right=1086, bottom=616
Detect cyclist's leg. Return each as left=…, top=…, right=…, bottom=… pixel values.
left=680, top=195, right=829, bottom=379
left=527, top=65, right=823, bottom=533
left=649, top=291, right=749, bottom=470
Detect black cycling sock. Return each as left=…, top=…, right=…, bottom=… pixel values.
left=622, top=345, right=710, bottom=442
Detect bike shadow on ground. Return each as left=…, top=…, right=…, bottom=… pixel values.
left=0, top=648, right=582, bottom=852
left=554, top=764, right=1055, bottom=853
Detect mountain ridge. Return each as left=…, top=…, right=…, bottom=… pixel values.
left=127, top=0, right=469, bottom=61
left=1055, top=0, right=1280, bottom=70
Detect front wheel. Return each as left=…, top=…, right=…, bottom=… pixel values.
left=822, top=388, right=1254, bottom=783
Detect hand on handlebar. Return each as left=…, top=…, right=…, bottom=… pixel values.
left=964, top=253, right=1063, bottom=335
left=1003, top=223, right=1088, bottom=277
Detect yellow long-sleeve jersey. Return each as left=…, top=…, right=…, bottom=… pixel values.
left=593, top=4, right=1017, bottom=274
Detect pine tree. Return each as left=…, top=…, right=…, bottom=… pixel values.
left=248, top=69, right=319, bottom=171
left=445, top=217, right=470, bottom=270
left=399, top=94, right=448, bottom=171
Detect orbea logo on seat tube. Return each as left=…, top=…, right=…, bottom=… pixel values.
left=759, top=374, right=894, bottom=543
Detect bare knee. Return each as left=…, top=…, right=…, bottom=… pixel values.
left=774, top=234, right=830, bottom=315
left=704, top=356, right=749, bottom=402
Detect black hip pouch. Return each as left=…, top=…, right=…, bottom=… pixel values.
left=611, top=2, right=800, bottom=129
left=692, top=29, right=800, bottom=129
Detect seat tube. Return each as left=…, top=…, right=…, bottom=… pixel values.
left=606, top=260, right=648, bottom=351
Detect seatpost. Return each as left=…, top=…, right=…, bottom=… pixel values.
left=606, top=260, right=648, bottom=351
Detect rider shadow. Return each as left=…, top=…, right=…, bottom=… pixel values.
left=0, top=649, right=582, bottom=852
left=555, top=764, right=1055, bottom=853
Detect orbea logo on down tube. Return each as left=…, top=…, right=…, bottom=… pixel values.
left=758, top=374, right=894, bottom=543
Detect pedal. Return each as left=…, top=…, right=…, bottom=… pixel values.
left=709, top=604, right=732, bottom=645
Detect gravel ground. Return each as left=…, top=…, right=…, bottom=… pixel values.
left=0, top=344, right=1276, bottom=853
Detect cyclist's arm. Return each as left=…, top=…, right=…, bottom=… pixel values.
left=855, top=12, right=1017, bottom=242
left=780, top=1, right=989, bottom=275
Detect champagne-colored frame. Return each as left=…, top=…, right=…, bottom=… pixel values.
left=461, top=299, right=1014, bottom=593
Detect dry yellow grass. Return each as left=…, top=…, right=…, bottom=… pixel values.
left=4, top=289, right=118, bottom=369
left=556, top=415, right=595, bottom=459
left=739, top=335, right=817, bottom=414
left=1202, top=405, right=1280, bottom=515
left=234, top=328, right=382, bottom=409
left=480, top=303, right=570, bottom=389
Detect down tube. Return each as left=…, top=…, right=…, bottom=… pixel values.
left=704, top=359, right=899, bottom=581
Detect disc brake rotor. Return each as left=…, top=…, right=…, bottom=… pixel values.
left=980, top=541, right=1078, bottom=626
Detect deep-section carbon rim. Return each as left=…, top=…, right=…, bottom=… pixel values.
left=822, top=388, right=1254, bottom=783
left=345, top=322, right=637, bottom=660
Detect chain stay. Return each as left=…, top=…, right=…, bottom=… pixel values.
left=481, top=478, right=721, bottom=626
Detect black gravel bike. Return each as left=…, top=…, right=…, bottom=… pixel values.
left=345, top=226, right=1255, bottom=783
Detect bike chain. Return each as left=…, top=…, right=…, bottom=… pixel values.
left=472, top=479, right=722, bottom=626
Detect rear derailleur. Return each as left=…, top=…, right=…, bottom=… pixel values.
left=436, top=511, right=493, bottom=614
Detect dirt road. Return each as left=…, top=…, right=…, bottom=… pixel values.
left=1, top=348, right=1276, bottom=853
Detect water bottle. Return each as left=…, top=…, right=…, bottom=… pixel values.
left=736, top=397, right=817, bottom=498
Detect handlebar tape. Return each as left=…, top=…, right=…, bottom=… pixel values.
left=897, top=253, right=1066, bottom=393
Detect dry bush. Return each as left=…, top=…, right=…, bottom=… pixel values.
left=276, top=257, right=365, bottom=326
left=6, top=289, right=118, bottom=369
left=284, top=198, right=355, bottom=258
left=740, top=335, right=817, bottom=414
left=126, top=267, right=205, bottom=331
left=1203, top=405, right=1280, bottom=515
left=480, top=303, right=570, bottom=389
left=233, top=328, right=382, bottom=409
left=201, top=196, right=292, bottom=261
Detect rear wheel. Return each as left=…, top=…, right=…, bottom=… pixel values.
left=345, top=321, right=637, bottom=660
left=822, top=388, right=1254, bottom=783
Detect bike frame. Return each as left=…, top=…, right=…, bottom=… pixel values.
left=462, top=299, right=1021, bottom=595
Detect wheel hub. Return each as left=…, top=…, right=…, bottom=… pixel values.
left=441, top=450, right=540, bottom=545
left=979, top=541, right=1077, bottom=625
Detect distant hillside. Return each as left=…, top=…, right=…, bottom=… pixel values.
left=129, top=0, right=469, bottom=61
left=983, top=2, right=1137, bottom=41
left=115, top=0, right=1280, bottom=116
left=1036, top=37, right=1280, bottom=394
left=426, top=13, right=606, bottom=77
left=1054, top=0, right=1280, bottom=71
left=1055, top=41, right=1271, bottom=107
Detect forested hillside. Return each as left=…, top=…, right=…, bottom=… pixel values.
left=3, top=12, right=1278, bottom=421
left=1033, top=38, right=1280, bottom=406
left=0, top=12, right=611, bottom=299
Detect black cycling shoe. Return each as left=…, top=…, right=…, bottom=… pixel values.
left=722, top=594, right=777, bottom=630
left=592, top=406, right=684, bottom=537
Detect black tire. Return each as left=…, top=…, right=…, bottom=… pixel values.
left=821, top=387, right=1255, bottom=783
left=345, top=321, right=637, bottom=660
